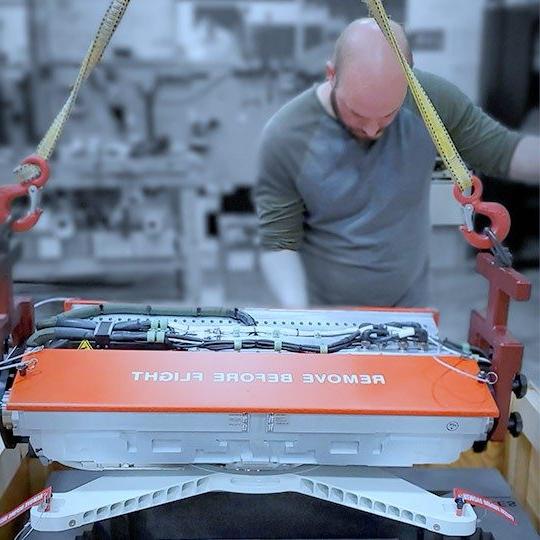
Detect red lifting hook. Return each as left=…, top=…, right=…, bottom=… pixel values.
left=0, top=155, right=50, bottom=233
left=453, top=175, right=511, bottom=250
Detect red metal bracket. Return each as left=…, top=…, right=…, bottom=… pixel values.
left=0, top=247, right=34, bottom=355
left=468, top=253, right=532, bottom=441
left=0, top=154, right=48, bottom=355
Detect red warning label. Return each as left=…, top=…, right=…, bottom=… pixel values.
left=453, top=488, right=517, bottom=525
left=0, top=487, right=52, bottom=527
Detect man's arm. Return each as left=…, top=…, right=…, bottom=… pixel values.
left=509, top=135, right=540, bottom=185
left=254, top=124, right=308, bottom=307
left=260, top=250, right=308, bottom=308
left=416, top=70, right=533, bottom=181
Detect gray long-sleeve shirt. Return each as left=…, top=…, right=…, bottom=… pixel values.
left=254, top=69, right=521, bottom=307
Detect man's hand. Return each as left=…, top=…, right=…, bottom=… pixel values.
left=260, top=250, right=308, bottom=308
left=509, top=135, right=540, bottom=184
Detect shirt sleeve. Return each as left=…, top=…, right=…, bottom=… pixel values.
left=415, top=70, right=522, bottom=178
left=253, top=125, right=305, bottom=251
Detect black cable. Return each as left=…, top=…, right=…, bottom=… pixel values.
left=442, top=338, right=491, bottom=362
left=49, top=339, right=71, bottom=349
left=34, top=321, right=432, bottom=354
left=114, top=321, right=151, bottom=332
left=53, top=319, right=97, bottom=330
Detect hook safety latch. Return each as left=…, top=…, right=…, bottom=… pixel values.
left=453, top=175, right=511, bottom=250
left=0, top=155, right=50, bottom=233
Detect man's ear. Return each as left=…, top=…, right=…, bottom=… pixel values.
left=326, top=61, right=336, bottom=84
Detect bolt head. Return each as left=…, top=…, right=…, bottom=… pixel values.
left=512, top=373, right=528, bottom=399
left=508, top=412, right=523, bottom=438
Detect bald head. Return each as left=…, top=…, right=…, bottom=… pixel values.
left=333, top=18, right=412, bottom=76
left=326, top=18, right=412, bottom=140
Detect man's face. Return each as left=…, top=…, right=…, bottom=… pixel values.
left=330, top=78, right=404, bottom=141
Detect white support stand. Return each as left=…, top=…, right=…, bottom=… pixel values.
left=31, top=465, right=476, bottom=536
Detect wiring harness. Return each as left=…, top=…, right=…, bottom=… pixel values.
left=26, top=303, right=432, bottom=353
left=0, top=304, right=496, bottom=388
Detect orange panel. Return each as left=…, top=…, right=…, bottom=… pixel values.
left=8, top=349, right=498, bottom=417
left=63, top=298, right=105, bottom=311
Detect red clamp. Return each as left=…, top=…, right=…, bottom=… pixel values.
left=0, top=155, right=50, bottom=233
left=453, top=175, right=511, bottom=250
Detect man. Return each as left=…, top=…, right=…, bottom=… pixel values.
left=255, top=18, right=539, bottom=308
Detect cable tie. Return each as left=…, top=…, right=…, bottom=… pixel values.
left=274, top=339, right=282, bottom=352
left=156, top=330, right=166, bottom=344
left=159, top=317, right=169, bottom=330
left=146, top=330, right=156, bottom=343
left=234, top=338, right=242, bottom=352
left=319, top=344, right=328, bottom=354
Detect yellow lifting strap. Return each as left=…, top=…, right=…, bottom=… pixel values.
left=364, top=0, right=473, bottom=192
left=16, top=0, right=131, bottom=181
